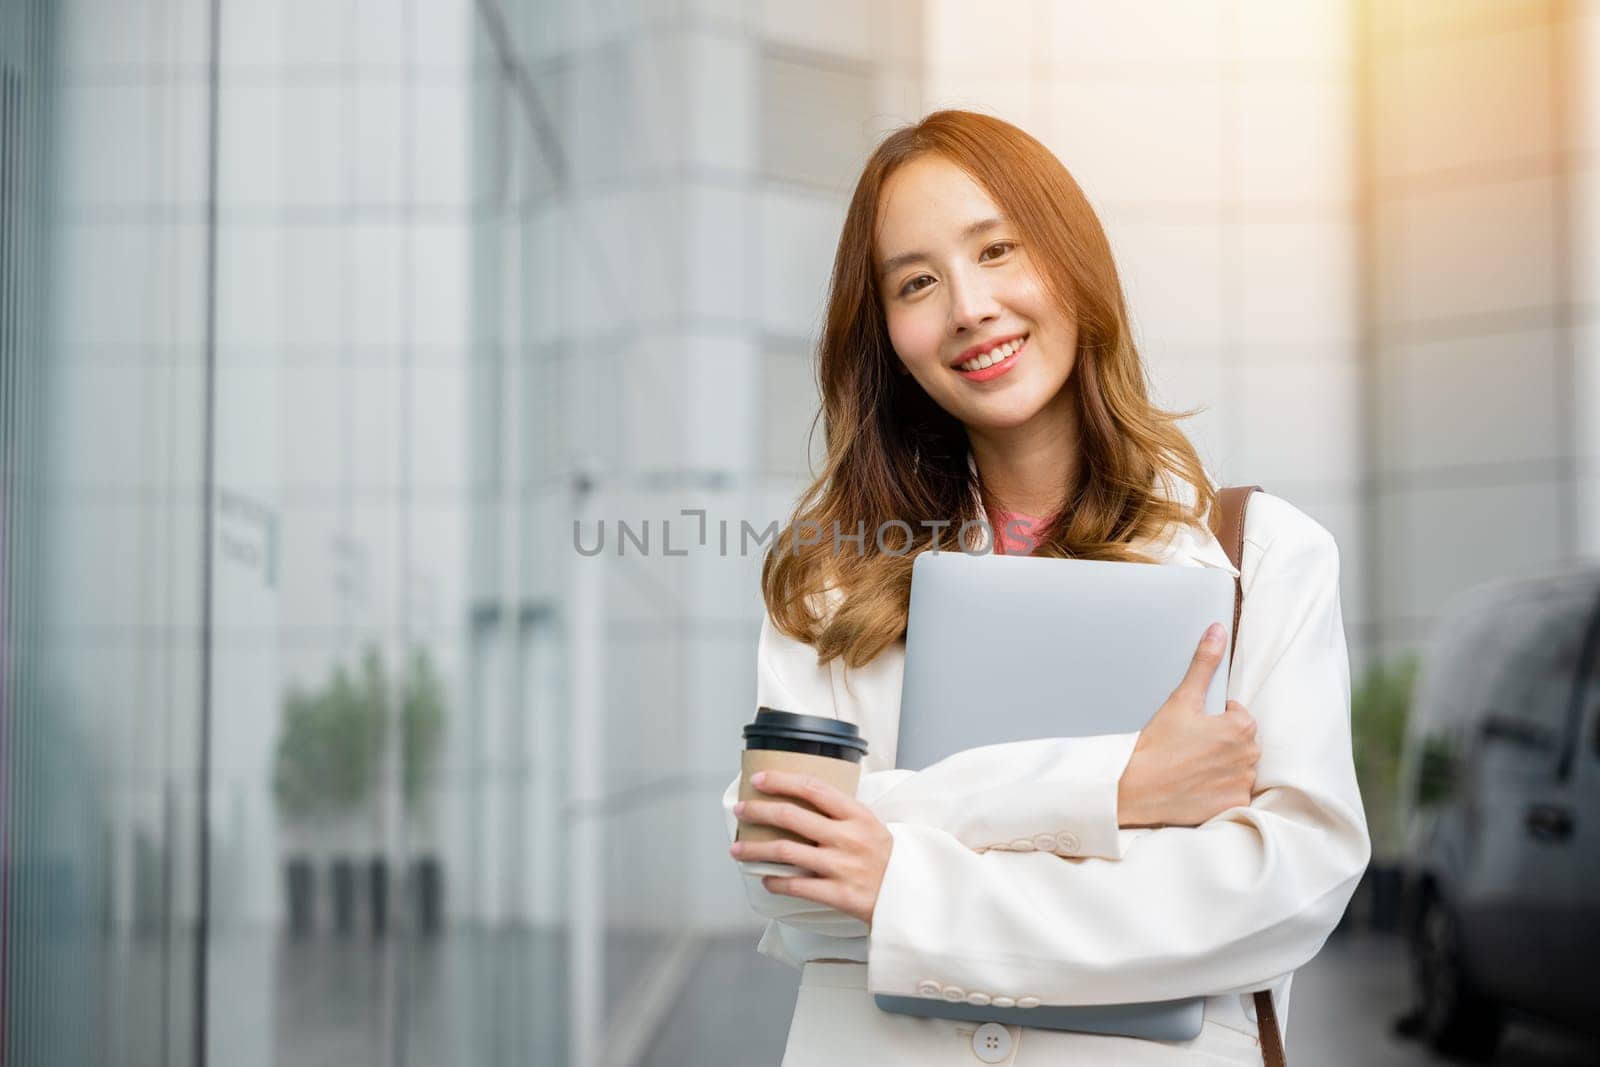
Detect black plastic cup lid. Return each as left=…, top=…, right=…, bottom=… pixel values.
left=743, top=706, right=869, bottom=755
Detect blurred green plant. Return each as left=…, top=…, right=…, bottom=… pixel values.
left=1415, top=734, right=1458, bottom=810
left=401, top=646, right=446, bottom=810
left=273, top=644, right=446, bottom=821
left=1351, top=652, right=1420, bottom=861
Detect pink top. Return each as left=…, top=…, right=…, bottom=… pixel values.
left=988, top=509, right=1053, bottom=555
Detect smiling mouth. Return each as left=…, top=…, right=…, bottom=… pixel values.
left=954, top=335, right=1026, bottom=377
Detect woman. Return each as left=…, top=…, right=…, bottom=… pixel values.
left=721, top=110, right=1369, bottom=1065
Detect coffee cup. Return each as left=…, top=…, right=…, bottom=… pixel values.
left=736, top=706, right=869, bottom=878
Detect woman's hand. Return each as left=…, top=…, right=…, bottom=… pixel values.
left=1117, top=622, right=1261, bottom=828
left=728, top=770, right=894, bottom=926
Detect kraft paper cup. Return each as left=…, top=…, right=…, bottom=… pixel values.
left=736, top=707, right=869, bottom=878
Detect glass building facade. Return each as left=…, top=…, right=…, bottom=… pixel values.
left=0, top=1, right=918, bottom=1063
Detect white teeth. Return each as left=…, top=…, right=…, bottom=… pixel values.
left=957, top=337, right=1025, bottom=372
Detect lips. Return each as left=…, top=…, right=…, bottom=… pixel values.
left=953, top=334, right=1027, bottom=382
left=951, top=332, right=1028, bottom=370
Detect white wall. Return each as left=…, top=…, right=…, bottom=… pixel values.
left=922, top=0, right=1368, bottom=664
left=1372, top=0, right=1593, bottom=665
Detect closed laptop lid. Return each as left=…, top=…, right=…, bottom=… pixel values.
left=891, top=550, right=1232, bottom=1039
left=874, top=993, right=1207, bottom=1042
left=898, top=551, right=1234, bottom=772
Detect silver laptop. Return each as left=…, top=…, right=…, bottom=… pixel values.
left=874, top=550, right=1235, bottom=1041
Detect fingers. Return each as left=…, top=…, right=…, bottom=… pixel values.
left=1223, top=702, right=1261, bottom=778
left=1174, top=622, right=1227, bottom=700
left=734, top=834, right=833, bottom=877
left=749, top=770, right=859, bottom=821
left=735, top=796, right=836, bottom=845
left=1223, top=701, right=1257, bottom=739
left=761, top=874, right=854, bottom=917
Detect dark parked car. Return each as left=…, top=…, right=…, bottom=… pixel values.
left=1396, top=565, right=1600, bottom=1056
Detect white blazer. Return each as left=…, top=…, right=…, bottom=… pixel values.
left=721, top=477, right=1371, bottom=1061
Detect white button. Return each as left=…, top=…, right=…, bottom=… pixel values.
left=991, top=996, right=1016, bottom=1008
left=971, top=1021, right=1013, bottom=1064
left=942, top=985, right=966, bottom=1001
left=1056, top=831, right=1080, bottom=854
left=916, top=980, right=941, bottom=998
left=965, top=991, right=992, bottom=1006
left=1008, top=838, right=1035, bottom=852
left=1017, top=996, right=1041, bottom=1009
left=1032, top=833, right=1056, bottom=851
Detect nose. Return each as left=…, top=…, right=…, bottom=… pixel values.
left=946, top=266, right=1001, bottom=336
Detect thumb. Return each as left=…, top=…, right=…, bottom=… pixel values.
left=1174, top=622, right=1227, bottom=701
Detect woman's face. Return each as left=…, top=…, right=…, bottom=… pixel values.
left=874, top=154, right=1077, bottom=433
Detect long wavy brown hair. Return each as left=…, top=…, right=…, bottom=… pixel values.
left=763, top=109, right=1218, bottom=669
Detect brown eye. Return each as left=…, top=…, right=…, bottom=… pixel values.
left=982, top=241, right=1016, bottom=260
left=900, top=275, right=933, bottom=296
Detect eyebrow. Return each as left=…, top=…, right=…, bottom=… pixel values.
left=877, top=216, right=1008, bottom=280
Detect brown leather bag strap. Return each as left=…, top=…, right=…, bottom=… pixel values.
left=1254, top=990, right=1286, bottom=1067
left=1207, top=484, right=1260, bottom=660
left=1209, top=485, right=1284, bottom=1067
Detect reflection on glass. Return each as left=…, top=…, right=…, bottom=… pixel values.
left=1, top=0, right=581, bottom=1064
